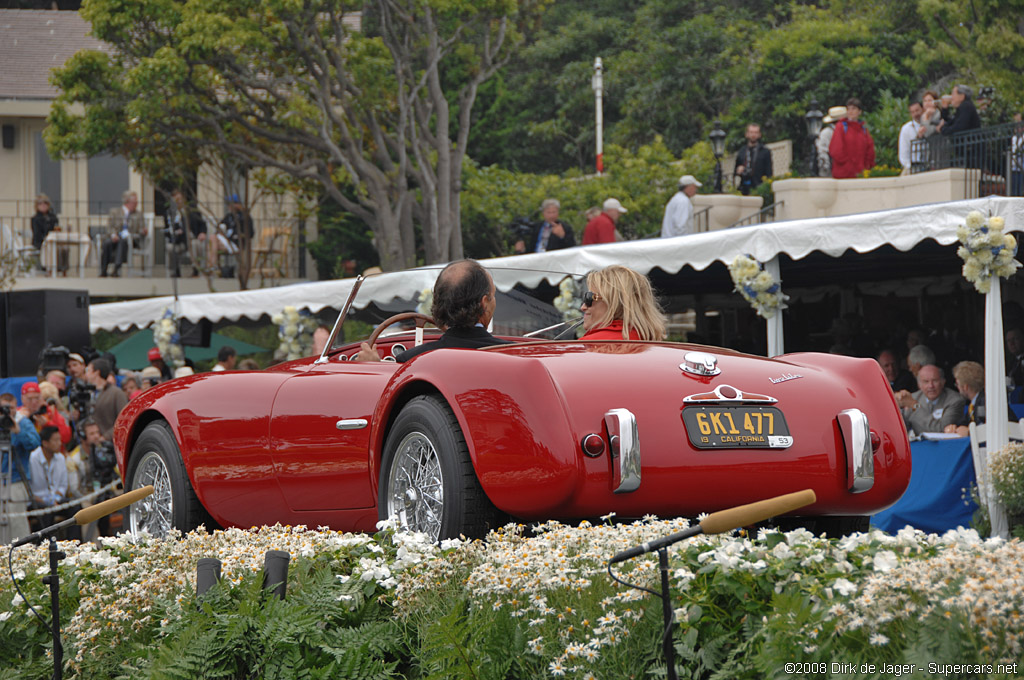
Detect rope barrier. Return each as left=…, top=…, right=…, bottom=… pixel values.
left=1, top=480, right=123, bottom=519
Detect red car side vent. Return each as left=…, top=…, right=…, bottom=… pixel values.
left=682, top=384, right=778, bottom=404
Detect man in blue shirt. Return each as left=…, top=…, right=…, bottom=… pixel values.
left=1, top=391, right=41, bottom=543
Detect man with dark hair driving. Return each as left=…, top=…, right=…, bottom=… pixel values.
left=355, top=259, right=511, bottom=363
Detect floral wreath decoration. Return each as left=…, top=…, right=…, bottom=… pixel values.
left=956, top=211, right=1019, bottom=294
left=273, top=306, right=317, bottom=361
left=416, top=287, right=433, bottom=316
left=152, top=307, right=186, bottom=370
left=728, top=254, right=789, bottom=319
left=553, top=276, right=584, bottom=324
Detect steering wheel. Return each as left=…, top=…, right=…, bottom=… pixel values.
left=366, top=312, right=436, bottom=348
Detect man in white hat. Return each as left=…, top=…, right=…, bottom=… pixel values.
left=661, top=175, right=702, bottom=238
left=816, top=106, right=846, bottom=177
left=582, top=198, right=627, bottom=245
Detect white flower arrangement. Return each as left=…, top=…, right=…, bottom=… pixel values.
left=728, top=255, right=788, bottom=319
left=151, top=308, right=185, bottom=370
left=272, top=305, right=317, bottom=361
left=553, top=277, right=583, bottom=323
left=416, top=287, right=433, bottom=316
left=956, top=210, right=1019, bottom=294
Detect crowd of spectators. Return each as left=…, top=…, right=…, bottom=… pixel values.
left=0, top=343, right=260, bottom=545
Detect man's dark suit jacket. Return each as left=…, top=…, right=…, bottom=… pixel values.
left=941, top=98, right=981, bottom=135
left=396, top=326, right=512, bottom=362
left=526, top=220, right=575, bottom=252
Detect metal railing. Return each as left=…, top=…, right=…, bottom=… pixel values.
left=0, top=198, right=303, bottom=280
left=726, top=200, right=783, bottom=230
left=694, top=206, right=711, bottom=233
left=910, top=121, right=1024, bottom=198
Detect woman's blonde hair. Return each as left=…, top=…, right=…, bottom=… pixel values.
left=35, top=193, right=51, bottom=209
left=585, top=265, right=667, bottom=341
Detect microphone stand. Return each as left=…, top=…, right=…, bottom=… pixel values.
left=607, top=490, right=818, bottom=680
left=8, top=485, right=154, bottom=680
left=43, top=535, right=66, bottom=680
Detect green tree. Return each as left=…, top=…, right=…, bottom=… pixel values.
left=912, top=0, right=1024, bottom=111
left=48, top=0, right=547, bottom=272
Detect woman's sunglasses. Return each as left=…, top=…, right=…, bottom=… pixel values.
left=582, top=291, right=602, bottom=307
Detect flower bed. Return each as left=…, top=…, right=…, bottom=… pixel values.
left=2, top=521, right=1023, bottom=678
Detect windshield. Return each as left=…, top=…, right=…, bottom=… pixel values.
left=327, top=268, right=588, bottom=352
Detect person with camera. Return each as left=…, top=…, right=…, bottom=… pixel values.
left=513, top=199, right=576, bottom=254
left=69, top=419, right=118, bottom=539
left=733, top=124, right=773, bottom=195
left=1, top=392, right=41, bottom=543
left=85, top=358, right=128, bottom=441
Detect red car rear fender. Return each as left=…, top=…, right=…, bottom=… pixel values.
left=373, top=349, right=582, bottom=515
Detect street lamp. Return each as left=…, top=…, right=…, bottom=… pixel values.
left=709, top=120, right=726, bottom=193
left=805, top=99, right=823, bottom=177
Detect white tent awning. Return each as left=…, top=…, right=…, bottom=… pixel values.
left=89, top=196, right=1024, bottom=332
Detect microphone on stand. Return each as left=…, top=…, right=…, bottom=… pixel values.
left=10, top=485, right=154, bottom=548
left=610, top=489, right=817, bottom=563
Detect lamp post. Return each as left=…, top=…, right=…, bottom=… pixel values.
left=592, top=57, right=603, bottom=176
left=709, top=120, right=726, bottom=193
left=805, top=99, right=823, bottom=177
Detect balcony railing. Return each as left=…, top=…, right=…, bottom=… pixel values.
left=0, top=198, right=302, bottom=282
left=910, top=121, right=1024, bottom=198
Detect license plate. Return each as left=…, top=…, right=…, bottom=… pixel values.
left=682, top=406, right=793, bottom=449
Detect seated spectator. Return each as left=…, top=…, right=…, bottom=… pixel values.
left=877, top=349, right=916, bottom=393
left=945, top=360, right=1016, bottom=437
left=31, top=193, right=59, bottom=252
left=582, top=198, right=626, bottom=245
left=580, top=266, right=667, bottom=340
left=894, top=364, right=967, bottom=435
left=1006, top=327, right=1024, bottom=391
left=211, top=346, right=237, bottom=371
left=906, top=344, right=936, bottom=378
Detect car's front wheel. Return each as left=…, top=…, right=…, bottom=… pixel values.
left=125, top=421, right=213, bottom=537
left=379, top=395, right=501, bottom=541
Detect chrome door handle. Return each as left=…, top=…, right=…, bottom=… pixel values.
left=336, top=419, right=368, bottom=430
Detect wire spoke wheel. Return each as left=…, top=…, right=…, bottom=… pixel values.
left=386, top=431, right=444, bottom=540
left=129, top=450, right=174, bottom=537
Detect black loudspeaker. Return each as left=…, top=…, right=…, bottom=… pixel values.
left=178, top=318, right=211, bottom=347
left=0, top=290, right=90, bottom=378
left=1, top=124, right=13, bottom=149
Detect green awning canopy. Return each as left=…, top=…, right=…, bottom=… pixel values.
left=106, top=329, right=268, bottom=371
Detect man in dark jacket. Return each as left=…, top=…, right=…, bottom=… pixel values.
left=829, top=98, right=876, bottom=178
left=733, top=124, right=773, bottom=194
left=514, top=199, right=575, bottom=254
left=355, top=259, right=511, bottom=362
left=165, top=189, right=208, bottom=277
left=940, top=85, right=981, bottom=136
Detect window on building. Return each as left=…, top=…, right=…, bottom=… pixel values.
left=34, top=131, right=62, bottom=210
left=87, top=153, right=129, bottom=214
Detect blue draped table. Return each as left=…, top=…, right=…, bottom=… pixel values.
left=871, top=438, right=978, bottom=535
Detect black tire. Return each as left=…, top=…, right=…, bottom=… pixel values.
left=379, top=395, right=501, bottom=540
left=125, top=421, right=215, bottom=537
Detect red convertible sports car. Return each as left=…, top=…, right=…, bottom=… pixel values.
left=114, top=271, right=911, bottom=541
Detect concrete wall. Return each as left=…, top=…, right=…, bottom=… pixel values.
left=773, top=169, right=972, bottom=221
left=691, top=194, right=765, bottom=231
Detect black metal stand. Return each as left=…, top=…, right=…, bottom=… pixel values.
left=658, top=547, right=678, bottom=680
left=713, top=159, right=724, bottom=194
left=41, top=536, right=65, bottom=680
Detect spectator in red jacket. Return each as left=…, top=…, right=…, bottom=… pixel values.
left=829, top=97, right=876, bottom=178
left=582, top=198, right=626, bottom=245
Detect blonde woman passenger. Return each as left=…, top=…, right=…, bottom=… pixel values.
left=579, top=265, right=667, bottom=341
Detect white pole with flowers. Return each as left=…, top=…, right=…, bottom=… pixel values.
left=958, top=210, right=1020, bottom=538
left=728, top=254, right=788, bottom=357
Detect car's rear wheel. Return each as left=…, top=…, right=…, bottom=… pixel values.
left=379, top=395, right=501, bottom=541
left=126, top=421, right=213, bottom=537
